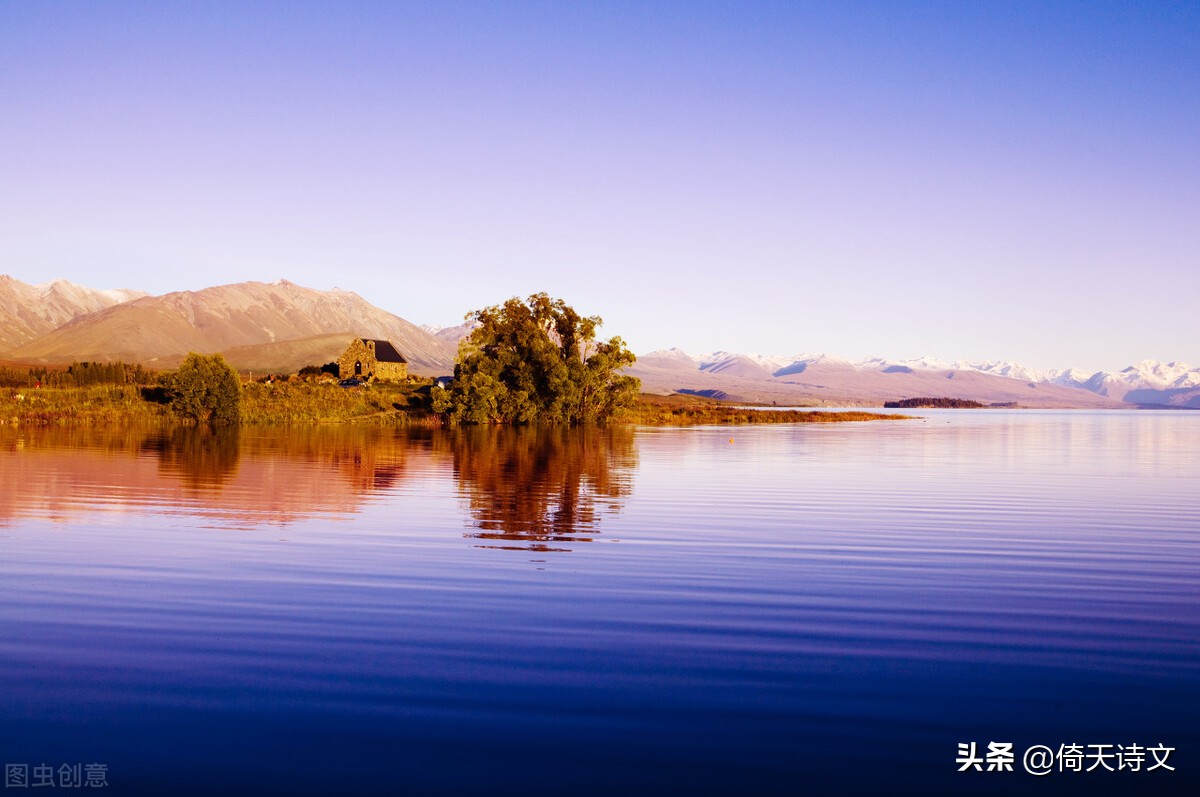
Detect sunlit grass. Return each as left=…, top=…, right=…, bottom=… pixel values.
left=1, top=385, right=169, bottom=426
left=239, top=381, right=440, bottom=425
left=2, top=384, right=910, bottom=427
left=618, top=395, right=911, bottom=425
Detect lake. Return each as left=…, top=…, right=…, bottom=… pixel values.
left=1, top=411, right=1196, bottom=795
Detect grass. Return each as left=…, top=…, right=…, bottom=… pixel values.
left=240, top=381, right=441, bottom=425
left=2, top=384, right=910, bottom=427
left=618, top=394, right=911, bottom=425
left=0, top=381, right=437, bottom=427
left=1, top=385, right=169, bottom=426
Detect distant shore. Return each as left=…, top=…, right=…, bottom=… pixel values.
left=622, top=393, right=910, bottom=425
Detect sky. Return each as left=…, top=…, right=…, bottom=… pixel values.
left=1, top=0, right=1197, bottom=373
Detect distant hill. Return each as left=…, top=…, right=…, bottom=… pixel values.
left=150, top=333, right=353, bottom=375
left=856, top=355, right=1200, bottom=406
left=5, top=278, right=455, bottom=376
left=5, top=272, right=1194, bottom=406
left=0, top=275, right=145, bottom=351
left=421, top=320, right=478, bottom=346
left=630, top=350, right=1128, bottom=408
left=151, top=332, right=463, bottom=378
left=1045, top=360, right=1200, bottom=406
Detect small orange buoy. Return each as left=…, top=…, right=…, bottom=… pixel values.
left=729, top=438, right=734, bottom=444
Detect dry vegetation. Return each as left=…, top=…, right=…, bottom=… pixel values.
left=620, top=394, right=910, bottom=425
left=2, top=380, right=438, bottom=427
left=2, top=374, right=909, bottom=428
left=2, top=385, right=167, bottom=426
left=239, top=381, right=441, bottom=425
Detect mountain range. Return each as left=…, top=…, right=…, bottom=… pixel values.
left=629, top=350, right=1200, bottom=408
left=2, top=274, right=1196, bottom=408
left=0, top=275, right=146, bottom=352
left=1, top=276, right=456, bottom=376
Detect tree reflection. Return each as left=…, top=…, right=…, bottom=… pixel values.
left=443, top=425, right=637, bottom=552
left=1, top=424, right=634, bottom=535
left=246, top=426, right=412, bottom=495
left=140, top=426, right=242, bottom=492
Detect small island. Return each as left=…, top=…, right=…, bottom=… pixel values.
left=884, top=397, right=986, bottom=409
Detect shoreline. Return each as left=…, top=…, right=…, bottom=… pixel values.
left=3, top=384, right=913, bottom=427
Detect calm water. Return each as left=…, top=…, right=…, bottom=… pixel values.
left=1, top=412, right=1197, bottom=795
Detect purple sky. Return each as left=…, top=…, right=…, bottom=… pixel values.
left=2, top=1, right=1196, bottom=372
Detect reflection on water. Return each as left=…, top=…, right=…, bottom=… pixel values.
left=140, top=427, right=242, bottom=492
left=0, top=424, right=633, bottom=547
left=442, top=425, right=636, bottom=551
left=0, top=413, right=1198, bottom=794
left=0, top=425, right=420, bottom=528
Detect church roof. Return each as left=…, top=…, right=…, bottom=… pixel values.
left=362, top=338, right=407, bottom=363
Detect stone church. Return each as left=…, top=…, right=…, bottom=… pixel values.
left=337, top=338, right=408, bottom=382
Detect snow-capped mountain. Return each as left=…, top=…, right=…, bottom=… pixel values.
left=1045, top=367, right=1097, bottom=388
left=637, top=348, right=701, bottom=371
left=854, top=356, right=1200, bottom=395
left=424, top=320, right=478, bottom=344
left=1116, top=360, right=1200, bottom=389
left=698, top=351, right=792, bottom=379
left=641, top=350, right=861, bottom=380
left=855, top=356, right=951, bottom=372
left=633, top=348, right=1200, bottom=408
left=1051, top=360, right=1200, bottom=403
left=949, top=360, right=1050, bottom=383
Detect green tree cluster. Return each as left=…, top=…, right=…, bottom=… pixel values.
left=1, top=361, right=155, bottom=388
left=167, top=353, right=243, bottom=425
left=438, top=293, right=640, bottom=424
left=297, top=362, right=339, bottom=380
left=883, top=397, right=985, bottom=409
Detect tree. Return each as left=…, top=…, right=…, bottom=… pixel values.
left=168, top=353, right=243, bottom=425
left=444, top=293, right=640, bottom=424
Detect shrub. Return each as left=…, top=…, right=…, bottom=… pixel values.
left=167, top=353, right=243, bottom=425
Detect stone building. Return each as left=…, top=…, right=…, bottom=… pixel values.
left=337, top=338, right=408, bottom=382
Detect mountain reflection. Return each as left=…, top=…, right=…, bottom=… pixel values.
left=441, top=425, right=636, bottom=552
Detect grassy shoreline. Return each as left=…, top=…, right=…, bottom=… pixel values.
left=621, top=394, right=910, bottom=425
left=1, top=384, right=910, bottom=427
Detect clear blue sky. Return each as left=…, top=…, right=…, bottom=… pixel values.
left=2, top=1, right=1196, bottom=372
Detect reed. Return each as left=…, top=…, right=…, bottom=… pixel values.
left=2, top=385, right=169, bottom=426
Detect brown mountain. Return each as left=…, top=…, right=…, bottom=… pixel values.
left=0, top=275, right=145, bottom=351
left=151, top=333, right=381, bottom=376
left=7, top=279, right=455, bottom=375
